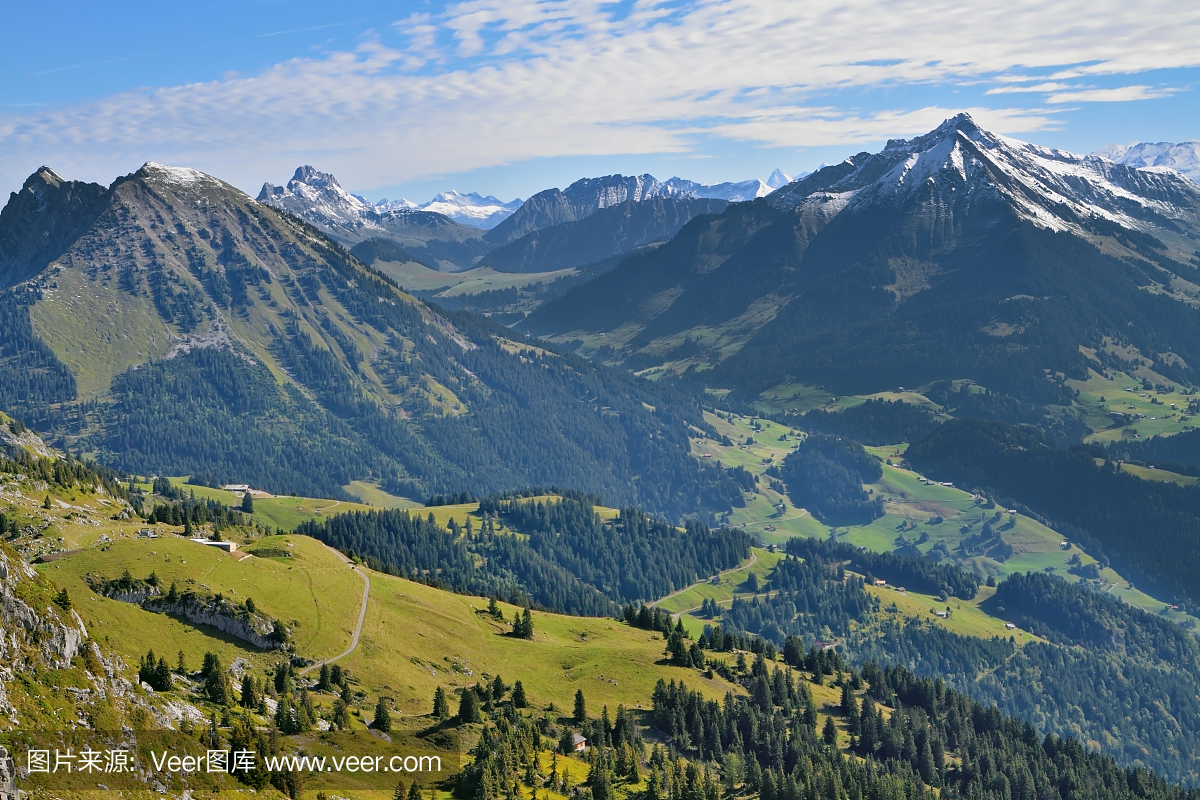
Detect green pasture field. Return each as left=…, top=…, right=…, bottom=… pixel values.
left=1070, top=368, right=1197, bottom=442
left=376, top=261, right=577, bottom=297
left=40, top=534, right=364, bottom=672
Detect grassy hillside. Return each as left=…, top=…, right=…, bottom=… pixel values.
left=688, top=409, right=1199, bottom=629
left=44, top=534, right=364, bottom=671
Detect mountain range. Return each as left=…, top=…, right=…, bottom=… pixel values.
left=526, top=113, right=1200, bottom=412
left=0, top=161, right=751, bottom=517
left=256, top=167, right=794, bottom=272
left=371, top=190, right=524, bottom=229
left=1095, top=140, right=1200, bottom=183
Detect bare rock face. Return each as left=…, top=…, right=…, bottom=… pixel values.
left=0, top=745, right=18, bottom=800
left=0, top=167, right=107, bottom=290
left=0, top=547, right=86, bottom=667
left=146, top=596, right=285, bottom=650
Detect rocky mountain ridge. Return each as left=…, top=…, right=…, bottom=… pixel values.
left=0, top=161, right=748, bottom=517
left=527, top=113, right=1200, bottom=406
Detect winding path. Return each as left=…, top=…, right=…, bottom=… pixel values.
left=649, top=550, right=758, bottom=611
left=300, top=545, right=370, bottom=676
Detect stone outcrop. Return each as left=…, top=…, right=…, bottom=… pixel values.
left=144, top=595, right=285, bottom=651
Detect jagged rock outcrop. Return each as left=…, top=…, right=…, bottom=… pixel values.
left=144, top=595, right=285, bottom=650
left=0, top=167, right=108, bottom=290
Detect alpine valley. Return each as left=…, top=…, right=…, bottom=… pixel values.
left=8, top=113, right=1200, bottom=800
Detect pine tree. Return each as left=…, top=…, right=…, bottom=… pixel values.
left=408, top=783, right=423, bottom=800
left=591, top=763, right=612, bottom=800
left=241, top=491, right=254, bottom=513
left=318, top=663, right=332, bottom=691
left=433, top=686, right=450, bottom=718
left=155, top=657, right=172, bottom=691
left=374, top=697, right=392, bottom=732
left=241, top=673, right=257, bottom=708
left=52, top=587, right=71, bottom=612
left=459, top=687, right=481, bottom=723
left=512, top=680, right=528, bottom=708
left=822, top=716, right=838, bottom=746
left=394, top=781, right=408, bottom=800
left=517, top=607, right=534, bottom=639
left=574, top=689, right=587, bottom=723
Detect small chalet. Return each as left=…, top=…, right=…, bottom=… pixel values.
left=572, top=734, right=587, bottom=752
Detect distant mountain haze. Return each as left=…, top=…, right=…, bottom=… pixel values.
left=1093, top=140, right=1200, bottom=184
left=256, top=166, right=791, bottom=272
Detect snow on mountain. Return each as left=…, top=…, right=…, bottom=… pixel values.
left=257, top=166, right=376, bottom=232
left=663, top=176, right=773, bottom=202
left=373, top=198, right=420, bottom=212
left=258, top=166, right=521, bottom=232
left=415, top=190, right=523, bottom=229
left=1094, top=141, right=1200, bottom=184
left=766, top=169, right=793, bottom=189
left=769, top=113, right=1200, bottom=257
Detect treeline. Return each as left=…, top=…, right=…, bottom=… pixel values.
left=483, top=493, right=753, bottom=603
left=712, top=542, right=1200, bottom=782
left=1108, top=429, right=1200, bottom=477
left=649, top=648, right=1197, bottom=800
left=785, top=538, right=981, bottom=599
left=0, top=444, right=130, bottom=502
left=82, top=212, right=758, bottom=518
left=994, top=571, right=1199, bottom=661
left=296, top=494, right=751, bottom=615
left=794, top=399, right=942, bottom=446
left=721, top=556, right=876, bottom=644
left=296, top=506, right=616, bottom=616
left=778, top=434, right=883, bottom=525
left=906, top=418, right=1200, bottom=608
left=0, top=289, right=78, bottom=424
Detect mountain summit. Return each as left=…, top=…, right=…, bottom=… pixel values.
left=0, top=161, right=748, bottom=516
left=526, top=113, right=1200, bottom=406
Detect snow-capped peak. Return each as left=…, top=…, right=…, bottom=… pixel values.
left=140, top=162, right=220, bottom=189
left=1093, top=141, right=1200, bottom=184
left=257, top=165, right=373, bottom=226
left=767, top=113, right=1200, bottom=257
left=419, top=190, right=523, bottom=228
left=662, top=176, right=774, bottom=202
left=766, top=169, right=793, bottom=189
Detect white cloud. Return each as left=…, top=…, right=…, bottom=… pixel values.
left=1, top=0, right=1199, bottom=194
left=985, top=83, right=1078, bottom=95
left=1045, top=85, right=1180, bottom=104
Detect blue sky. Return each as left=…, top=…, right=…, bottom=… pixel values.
left=2, top=0, right=1198, bottom=204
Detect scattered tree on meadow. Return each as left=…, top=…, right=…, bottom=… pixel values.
left=374, top=697, right=392, bottom=732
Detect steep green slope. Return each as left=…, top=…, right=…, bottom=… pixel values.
left=0, top=163, right=746, bottom=518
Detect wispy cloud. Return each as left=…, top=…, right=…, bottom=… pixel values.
left=985, top=82, right=1077, bottom=95
left=1045, top=85, right=1180, bottom=103
left=2, top=0, right=1199, bottom=193
left=258, top=20, right=361, bottom=38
